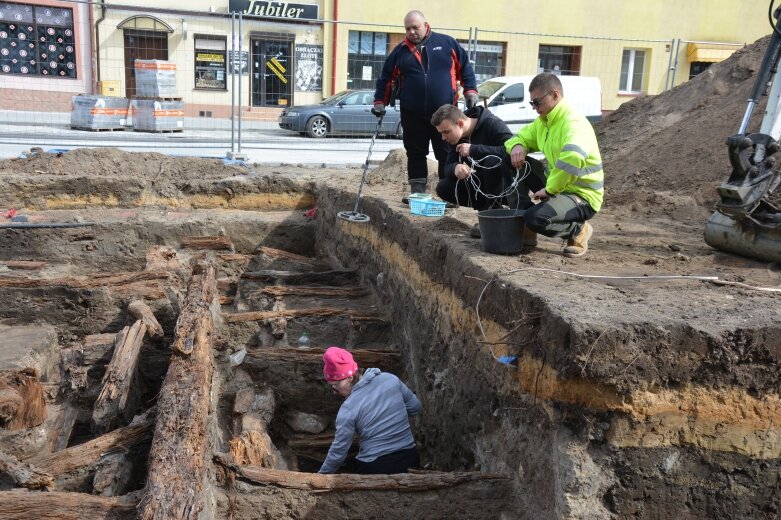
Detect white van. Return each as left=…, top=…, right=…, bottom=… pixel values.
left=474, top=75, right=602, bottom=132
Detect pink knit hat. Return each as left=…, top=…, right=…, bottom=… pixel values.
left=322, top=346, right=358, bottom=382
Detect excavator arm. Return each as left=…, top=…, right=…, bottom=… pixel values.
left=704, top=3, right=781, bottom=262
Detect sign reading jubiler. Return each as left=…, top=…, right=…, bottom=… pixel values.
left=228, top=0, right=319, bottom=21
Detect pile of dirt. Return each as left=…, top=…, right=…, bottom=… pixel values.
left=366, top=148, right=439, bottom=191
left=597, top=36, right=774, bottom=219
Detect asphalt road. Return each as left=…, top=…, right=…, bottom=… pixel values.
left=0, top=113, right=406, bottom=166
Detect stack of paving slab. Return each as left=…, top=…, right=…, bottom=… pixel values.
left=132, top=99, right=185, bottom=132
left=70, top=95, right=129, bottom=131
left=134, top=59, right=178, bottom=98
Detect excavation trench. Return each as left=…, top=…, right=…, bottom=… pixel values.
left=0, top=156, right=778, bottom=519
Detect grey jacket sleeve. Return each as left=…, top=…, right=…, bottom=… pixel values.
left=400, top=380, right=422, bottom=416
left=319, top=407, right=356, bottom=473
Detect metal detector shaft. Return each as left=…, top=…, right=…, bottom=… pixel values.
left=350, top=115, right=384, bottom=214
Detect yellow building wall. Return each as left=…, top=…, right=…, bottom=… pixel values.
left=332, top=0, right=771, bottom=111
left=96, top=1, right=327, bottom=109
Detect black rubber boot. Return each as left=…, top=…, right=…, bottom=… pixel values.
left=402, top=178, right=428, bottom=204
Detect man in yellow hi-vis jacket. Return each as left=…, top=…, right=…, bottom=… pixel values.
left=505, top=73, right=604, bottom=257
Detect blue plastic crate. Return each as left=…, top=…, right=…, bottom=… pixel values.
left=410, top=198, right=447, bottom=217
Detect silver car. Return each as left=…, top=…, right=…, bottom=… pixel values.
left=278, top=90, right=403, bottom=138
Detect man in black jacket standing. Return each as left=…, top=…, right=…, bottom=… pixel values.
left=373, top=11, right=478, bottom=203
left=431, top=104, right=546, bottom=240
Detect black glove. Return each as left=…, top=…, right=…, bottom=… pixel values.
left=464, top=92, right=479, bottom=109
left=371, top=103, right=386, bottom=117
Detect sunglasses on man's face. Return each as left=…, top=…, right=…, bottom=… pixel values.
left=529, top=91, right=553, bottom=108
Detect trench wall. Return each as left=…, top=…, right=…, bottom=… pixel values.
left=315, top=186, right=781, bottom=519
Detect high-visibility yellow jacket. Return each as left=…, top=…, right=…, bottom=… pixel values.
left=505, top=99, right=604, bottom=211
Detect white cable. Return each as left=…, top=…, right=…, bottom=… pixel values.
left=453, top=153, right=531, bottom=209
left=503, top=267, right=719, bottom=281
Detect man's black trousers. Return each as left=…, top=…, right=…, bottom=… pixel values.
left=401, top=109, right=449, bottom=180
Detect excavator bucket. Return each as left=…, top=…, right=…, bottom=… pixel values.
left=704, top=202, right=781, bottom=263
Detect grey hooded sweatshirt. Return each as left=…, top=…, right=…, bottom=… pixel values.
left=319, top=368, right=421, bottom=473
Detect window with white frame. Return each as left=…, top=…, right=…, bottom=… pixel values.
left=620, top=49, right=646, bottom=94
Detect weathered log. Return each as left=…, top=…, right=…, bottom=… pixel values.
left=93, top=451, right=133, bottom=497
left=0, top=368, right=46, bottom=430
left=0, top=490, right=138, bottom=520
left=269, top=297, right=287, bottom=339
left=48, top=403, right=78, bottom=453
left=0, top=270, right=167, bottom=289
left=260, top=285, right=368, bottom=298
left=144, top=246, right=179, bottom=273
left=171, top=260, right=216, bottom=357
left=216, top=455, right=508, bottom=492
left=0, top=450, right=53, bottom=489
left=245, top=348, right=400, bottom=369
left=255, top=246, right=315, bottom=265
left=31, top=416, right=151, bottom=477
left=3, top=260, right=47, bottom=270
left=92, top=320, right=149, bottom=433
left=109, top=281, right=167, bottom=301
left=138, top=258, right=216, bottom=520
left=180, top=235, right=234, bottom=251
left=217, top=253, right=251, bottom=263
left=241, top=269, right=358, bottom=286
left=219, top=295, right=235, bottom=306
left=128, top=300, right=164, bottom=339
left=223, top=307, right=385, bottom=324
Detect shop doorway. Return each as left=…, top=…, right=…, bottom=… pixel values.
left=123, top=30, right=169, bottom=98
left=251, top=39, right=292, bottom=107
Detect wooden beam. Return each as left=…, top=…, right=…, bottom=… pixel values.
left=241, top=269, right=357, bottom=286
left=171, top=260, right=216, bottom=357
left=259, top=285, right=369, bottom=298
left=180, top=235, right=233, bottom=251
left=255, top=246, right=315, bottom=265
left=245, top=348, right=399, bottom=370
left=0, top=450, right=53, bottom=490
left=109, top=281, right=167, bottom=301
left=31, top=415, right=152, bottom=477
left=0, top=368, right=46, bottom=431
left=223, top=307, right=386, bottom=324
left=138, top=258, right=216, bottom=520
left=0, top=270, right=167, bottom=289
left=92, top=320, right=146, bottom=433
left=2, top=260, right=47, bottom=270
left=216, top=455, right=508, bottom=492
left=128, top=300, right=164, bottom=339
left=0, top=490, right=138, bottom=520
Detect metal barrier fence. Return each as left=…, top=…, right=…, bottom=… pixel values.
left=0, top=0, right=746, bottom=157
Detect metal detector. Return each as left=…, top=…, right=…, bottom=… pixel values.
left=337, top=115, right=384, bottom=223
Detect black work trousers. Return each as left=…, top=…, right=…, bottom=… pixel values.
left=436, top=168, right=506, bottom=211
left=401, top=109, right=449, bottom=180
left=518, top=157, right=597, bottom=239
left=353, top=446, right=421, bottom=475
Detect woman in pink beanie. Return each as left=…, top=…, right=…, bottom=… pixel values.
left=319, top=346, right=422, bottom=474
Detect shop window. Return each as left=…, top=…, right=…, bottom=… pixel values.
left=194, top=35, right=227, bottom=90
left=458, top=41, right=504, bottom=84
left=347, top=30, right=388, bottom=90
left=620, top=48, right=646, bottom=93
left=689, top=61, right=711, bottom=80
left=0, top=2, right=76, bottom=78
left=538, top=45, right=581, bottom=75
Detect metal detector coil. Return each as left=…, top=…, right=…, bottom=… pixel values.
left=337, top=115, right=384, bottom=223
left=336, top=210, right=370, bottom=223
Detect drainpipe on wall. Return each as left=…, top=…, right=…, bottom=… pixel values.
left=94, top=0, right=107, bottom=90
left=330, top=0, right=338, bottom=96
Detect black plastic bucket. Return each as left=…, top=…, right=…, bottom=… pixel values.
left=477, top=209, right=525, bottom=254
